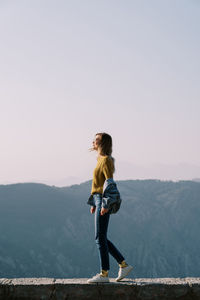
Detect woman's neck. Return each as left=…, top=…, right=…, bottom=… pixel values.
left=97, top=153, right=107, bottom=160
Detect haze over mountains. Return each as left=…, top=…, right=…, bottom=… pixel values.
left=1, top=162, right=200, bottom=187
left=0, top=179, right=200, bottom=279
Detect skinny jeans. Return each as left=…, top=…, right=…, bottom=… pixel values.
left=93, top=193, right=125, bottom=271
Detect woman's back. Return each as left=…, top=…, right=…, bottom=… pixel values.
left=91, top=155, right=114, bottom=195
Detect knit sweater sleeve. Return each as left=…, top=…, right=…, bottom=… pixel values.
left=102, top=157, right=114, bottom=180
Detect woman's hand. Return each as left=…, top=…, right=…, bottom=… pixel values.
left=90, top=206, right=109, bottom=215
left=90, top=206, right=96, bottom=214
left=100, top=207, right=109, bottom=215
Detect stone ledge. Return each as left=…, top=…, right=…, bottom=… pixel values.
left=0, top=277, right=200, bottom=300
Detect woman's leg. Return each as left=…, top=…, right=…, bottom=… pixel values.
left=107, top=239, right=125, bottom=264
left=94, top=195, right=110, bottom=271
left=94, top=194, right=125, bottom=270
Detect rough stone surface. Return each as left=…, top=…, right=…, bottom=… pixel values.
left=0, top=277, right=200, bottom=300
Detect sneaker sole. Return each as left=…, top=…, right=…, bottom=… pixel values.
left=115, top=266, right=133, bottom=282
left=87, top=280, right=110, bottom=283
left=87, top=278, right=110, bottom=283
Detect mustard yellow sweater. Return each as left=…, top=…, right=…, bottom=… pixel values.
left=91, top=155, right=114, bottom=195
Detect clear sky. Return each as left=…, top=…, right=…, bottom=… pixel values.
left=0, top=0, right=200, bottom=186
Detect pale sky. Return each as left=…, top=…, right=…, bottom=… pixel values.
left=0, top=0, right=200, bottom=186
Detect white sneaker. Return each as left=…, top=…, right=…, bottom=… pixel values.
left=115, top=265, right=133, bottom=282
left=87, top=273, right=110, bottom=283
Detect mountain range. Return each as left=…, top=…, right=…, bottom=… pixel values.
left=0, top=179, right=200, bottom=278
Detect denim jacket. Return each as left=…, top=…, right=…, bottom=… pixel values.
left=87, top=178, right=122, bottom=214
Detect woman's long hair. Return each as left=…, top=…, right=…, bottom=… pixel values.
left=89, top=132, right=115, bottom=173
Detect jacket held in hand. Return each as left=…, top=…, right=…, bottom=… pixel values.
left=87, top=178, right=122, bottom=214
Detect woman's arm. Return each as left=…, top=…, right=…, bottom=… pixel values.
left=102, top=157, right=114, bottom=179
left=101, top=157, right=114, bottom=215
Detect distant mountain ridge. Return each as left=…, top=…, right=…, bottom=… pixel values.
left=0, top=179, right=200, bottom=278
left=192, top=178, right=200, bottom=182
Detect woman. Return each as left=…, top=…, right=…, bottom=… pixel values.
left=87, top=132, right=133, bottom=283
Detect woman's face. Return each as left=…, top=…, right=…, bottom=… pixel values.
left=92, top=134, right=101, bottom=151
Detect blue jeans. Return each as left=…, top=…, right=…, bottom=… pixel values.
left=93, top=193, right=125, bottom=271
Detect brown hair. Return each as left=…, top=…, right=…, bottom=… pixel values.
left=90, top=132, right=115, bottom=173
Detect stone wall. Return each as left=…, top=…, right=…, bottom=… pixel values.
left=0, top=278, right=200, bottom=300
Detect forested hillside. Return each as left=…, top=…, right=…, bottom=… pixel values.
left=0, top=179, right=199, bottom=278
